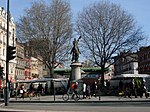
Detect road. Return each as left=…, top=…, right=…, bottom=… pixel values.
left=0, top=102, right=150, bottom=112
left=0, top=95, right=150, bottom=112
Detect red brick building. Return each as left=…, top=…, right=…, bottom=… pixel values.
left=138, top=46, right=150, bottom=74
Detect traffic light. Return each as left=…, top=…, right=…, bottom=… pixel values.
left=7, top=46, right=16, bottom=61
left=0, top=67, right=4, bottom=79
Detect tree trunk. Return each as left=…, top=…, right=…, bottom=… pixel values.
left=49, top=67, right=54, bottom=94
left=49, top=67, right=54, bottom=78
left=100, top=66, right=105, bottom=89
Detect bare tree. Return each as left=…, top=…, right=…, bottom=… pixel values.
left=75, top=1, right=144, bottom=86
left=16, top=0, right=73, bottom=78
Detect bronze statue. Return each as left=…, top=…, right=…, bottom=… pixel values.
left=70, top=36, right=81, bottom=62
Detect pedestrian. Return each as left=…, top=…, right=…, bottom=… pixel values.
left=125, top=87, right=131, bottom=98
left=37, top=83, right=43, bottom=95
left=29, top=83, right=35, bottom=93
left=44, top=83, right=48, bottom=95
left=86, top=84, right=91, bottom=99
left=92, top=81, right=98, bottom=97
left=20, top=85, right=25, bottom=100
left=83, top=82, right=86, bottom=99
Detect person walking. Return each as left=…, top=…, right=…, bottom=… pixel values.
left=83, top=82, right=87, bottom=99
left=20, top=85, right=26, bottom=100
left=44, top=83, right=48, bottom=95
left=29, top=83, right=35, bottom=93
left=86, top=84, right=91, bottom=99
left=92, top=81, right=98, bottom=97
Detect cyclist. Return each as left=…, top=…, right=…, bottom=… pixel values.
left=71, top=82, right=78, bottom=98
left=62, top=82, right=79, bottom=101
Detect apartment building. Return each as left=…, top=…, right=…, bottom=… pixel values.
left=24, top=42, right=46, bottom=79
left=114, top=52, right=138, bottom=75
left=138, top=46, right=150, bottom=74
left=15, top=41, right=25, bottom=80
left=0, top=7, right=16, bottom=83
left=30, top=56, right=43, bottom=79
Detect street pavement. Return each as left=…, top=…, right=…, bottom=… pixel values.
left=0, top=95, right=150, bottom=112
left=8, top=94, right=150, bottom=102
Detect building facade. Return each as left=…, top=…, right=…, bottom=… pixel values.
left=114, top=52, right=138, bottom=75
left=15, top=41, right=25, bottom=80
left=30, top=56, right=43, bottom=79
left=24, top=42, right=46, bottom=79
left=0, top=7, right=16, bottom=84
left=138, top=46, right=150, bottom=74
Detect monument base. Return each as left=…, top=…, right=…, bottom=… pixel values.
left=70, top=62, right=82, bottom=81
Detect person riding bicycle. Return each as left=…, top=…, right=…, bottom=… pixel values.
left=71, top=82, right=78, bottom=98
left=62, top=82, right=79, bottom=101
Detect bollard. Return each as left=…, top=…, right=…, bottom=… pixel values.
left=15, top=90, right=17, bottom=100
left=53, top=81, right=55, bottom=101
left=99, top=90, right=101, bottom=101
left=98, top=79, right=101, bottom=101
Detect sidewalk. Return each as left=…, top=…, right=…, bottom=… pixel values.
left=1, top=95, right=150, bottom=112
left=4, top=95, right=150, bottom=103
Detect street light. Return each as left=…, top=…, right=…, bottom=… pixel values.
left=5, top=0, right=10, bottom=106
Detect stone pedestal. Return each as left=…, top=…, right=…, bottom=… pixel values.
left=70, top=62, right=82, bottom=81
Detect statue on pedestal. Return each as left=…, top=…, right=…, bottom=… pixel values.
left=70, top=36, right=81, bottom=62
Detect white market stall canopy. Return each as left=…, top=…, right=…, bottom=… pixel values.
left=112, top=74, right=150, bottom=79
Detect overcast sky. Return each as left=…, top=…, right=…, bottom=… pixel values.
left=0, top=0, right=150, bottom=45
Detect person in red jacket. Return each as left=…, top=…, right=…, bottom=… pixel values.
left=71, top=82, right=78, bottom=97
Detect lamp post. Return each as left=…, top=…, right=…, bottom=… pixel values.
left=5, top=0, right=10, bottom=106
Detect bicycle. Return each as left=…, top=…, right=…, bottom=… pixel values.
left=62, top=88, right=80, bottom=101
left=27, top=90, right=41, bottom=100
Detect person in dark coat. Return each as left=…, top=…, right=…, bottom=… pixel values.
left=92, top=81, right=98, bottom=97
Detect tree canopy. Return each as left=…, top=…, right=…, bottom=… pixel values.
left=16, top=0, right=73, bottom=77
left=75, top=1, right=144, bottom=86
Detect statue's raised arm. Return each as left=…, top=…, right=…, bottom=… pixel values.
left=77, top=36, right=81, bottom=42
